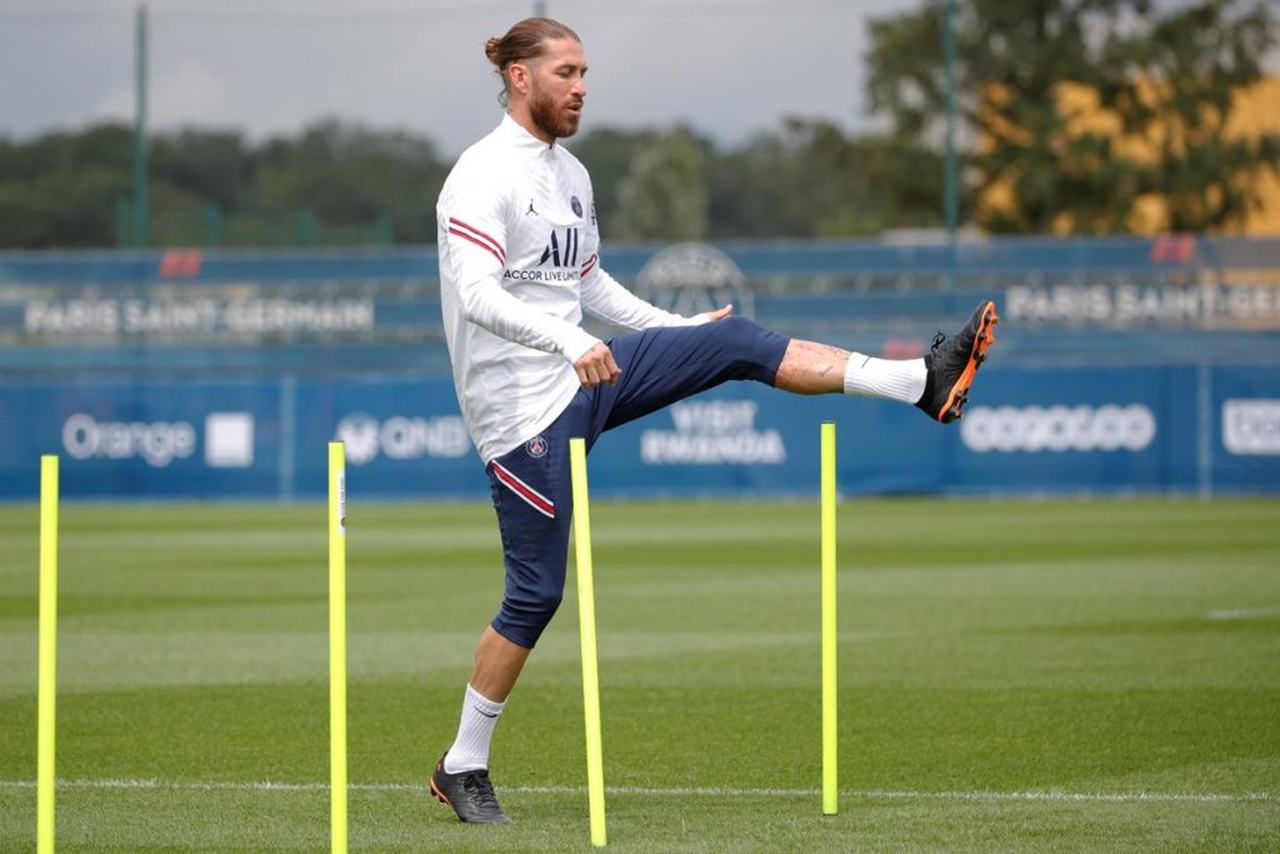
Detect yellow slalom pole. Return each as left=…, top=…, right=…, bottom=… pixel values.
left=820, top=422, right=838, bottom=816
left=38, top=455, right=58, bottom=854
left=569, top=437, right=607, bottom=847
left=328, top=442, right=348, bottom=854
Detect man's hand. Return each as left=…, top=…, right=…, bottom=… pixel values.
left=704, top=304, right=734, bottom=321
left=574, top=342, right=621, bottom=388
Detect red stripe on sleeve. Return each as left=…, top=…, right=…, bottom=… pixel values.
left=448, top=228, right=505, bottom=265
left=447, top=217, right=505, bottom=262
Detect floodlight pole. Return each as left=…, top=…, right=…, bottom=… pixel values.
left=943, top=0, right=958, bottom=239
left=133, top=4, right=149, bottom=248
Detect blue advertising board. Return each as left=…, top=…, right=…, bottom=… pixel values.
left=2, top=364, right=1277, bottom=501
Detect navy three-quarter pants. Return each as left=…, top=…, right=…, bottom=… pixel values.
left=484, top=316, right=790, bottom=648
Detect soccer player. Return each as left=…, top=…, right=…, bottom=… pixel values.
left=430, top=17, right=998, bottom=823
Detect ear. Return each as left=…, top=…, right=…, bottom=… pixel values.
left=508, top=62, right=532, bottom=97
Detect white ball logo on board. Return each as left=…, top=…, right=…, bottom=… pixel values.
left=960, top=405, right=1157, bottom=453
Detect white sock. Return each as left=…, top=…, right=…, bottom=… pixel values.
left=443, top=683, right=505, bottom=773
left=843, top=353, right=927, bottom=404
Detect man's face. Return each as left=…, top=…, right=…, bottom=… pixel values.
left=524, top=38, right=587, bottom=140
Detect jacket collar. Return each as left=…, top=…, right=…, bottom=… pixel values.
left=499, top=112, right=557, bottom=153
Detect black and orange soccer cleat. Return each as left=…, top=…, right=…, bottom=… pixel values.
left=429, top=752, right=512, bottom=824
left=915, top=299, right=999, bottom=423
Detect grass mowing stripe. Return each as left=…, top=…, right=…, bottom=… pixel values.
left=1206, top=607, right=1280, bottom=620
left=1, top=779, right=1276, bottom=804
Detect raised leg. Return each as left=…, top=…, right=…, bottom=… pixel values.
left=773, top=339, right=851, bottom=394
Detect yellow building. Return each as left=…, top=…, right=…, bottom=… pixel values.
left=979, top=77, right=1280, bottom=235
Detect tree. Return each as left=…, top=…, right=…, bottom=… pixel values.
left=1119, top=1, right=1280, bottom=231
left=710, top=120, right=947, bottom=238
left=568, top=128, right=654, bottom=235
left=151, top=129, right=253, bottom=212
left=0, top=120, right=455, bottom=248
left=0, top=124, right=132, bottom=247
left=866, top=0, right=1280, bottom=233
left=613, top=128, right=710, bottom=241
left=251, top=119, right=449, bottom=243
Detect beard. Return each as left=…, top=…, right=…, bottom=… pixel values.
left=529, top=86, right=582, bottom=140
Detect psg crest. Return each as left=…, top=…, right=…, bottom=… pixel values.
left=526, top=435, right=549, bottom=458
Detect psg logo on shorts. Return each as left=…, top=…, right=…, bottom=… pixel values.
left=570, top=196, right=583, bottom=218
left=526, top=435, right=549, bottom=458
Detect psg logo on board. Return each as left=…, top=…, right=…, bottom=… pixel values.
left=570, top=196, right=583, bottom=217
left=526, top=435, right=549, bottom=458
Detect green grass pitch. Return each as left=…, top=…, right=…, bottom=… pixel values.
left=1, top=498, right=1278, bottom=851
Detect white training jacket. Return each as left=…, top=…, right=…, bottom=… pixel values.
left=437, top=114, right=703, bottom=463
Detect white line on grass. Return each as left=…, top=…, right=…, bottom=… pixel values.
left=0, top=778, right=1274, bottom=804
left=1205, top=607, right=1280, bottom=620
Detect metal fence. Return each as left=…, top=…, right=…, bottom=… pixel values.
left=3, top=235, right=1279, bottom=379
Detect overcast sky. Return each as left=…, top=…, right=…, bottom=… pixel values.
left=0, top=0, right=922, bottom=156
